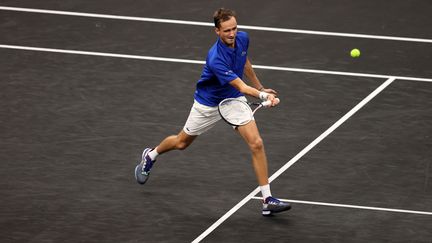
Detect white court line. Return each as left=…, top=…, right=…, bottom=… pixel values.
left=1, top=44, right=432, bottom=83
left=1, top=6, right=432, bottom=43
left=251, top=197, right=432, bottom=216
left=0, top=44, right=205, bottom=65
left=192, top=78, right=395, bottom=242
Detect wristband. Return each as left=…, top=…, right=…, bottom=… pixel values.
left=259, top=91, right=269, bottom=100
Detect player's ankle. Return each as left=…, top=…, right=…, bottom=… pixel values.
left=148, top=148, right=159, bottom=161
left=260, top=184, right=272, bottom=201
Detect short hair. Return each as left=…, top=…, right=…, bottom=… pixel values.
left=213, top=8, right=236, bottom=28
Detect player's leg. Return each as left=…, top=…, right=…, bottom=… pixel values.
left=237, top=121, right=291, bottom=215
left=156, top=130, right=197, bottom=154
left=135, top=131, right=196, bottom=185
left=135, top=100, right=220, bottom=185
left=148, top=130, right=197, bottom=167
left=236, top=120, right=269, bottom=186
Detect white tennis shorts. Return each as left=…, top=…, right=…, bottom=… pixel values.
left=183, top=96, right=248, bottom=136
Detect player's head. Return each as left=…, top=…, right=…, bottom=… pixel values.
left=213, top=8, right=237, bottom=47
left=213, top=8, right=236, bottom=28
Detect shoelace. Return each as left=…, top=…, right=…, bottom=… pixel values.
left=266, top=197, right=281, bottom=205
left=142, top=155, right=154, bottom=172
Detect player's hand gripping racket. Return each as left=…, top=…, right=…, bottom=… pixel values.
left=218, top=98, right=280, bottom=126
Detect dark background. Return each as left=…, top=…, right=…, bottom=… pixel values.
left=1, top=1, right=431, bottom=242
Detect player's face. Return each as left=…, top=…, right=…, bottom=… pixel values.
left=215, top=17, right=238, bottom=48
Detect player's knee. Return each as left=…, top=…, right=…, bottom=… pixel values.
left=249, top=137, right=264, bottom=151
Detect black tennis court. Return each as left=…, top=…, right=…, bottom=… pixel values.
left=1, top=1, right=432, bottom=242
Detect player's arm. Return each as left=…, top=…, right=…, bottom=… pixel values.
left=243, top=58, right=277, bottom=95
left=229, top=78, right=277, bottom=106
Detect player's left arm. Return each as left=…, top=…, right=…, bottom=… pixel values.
left=243, top=58, right=277, bottom=95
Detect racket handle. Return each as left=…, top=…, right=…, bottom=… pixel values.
left=262, top=98, right=280, bottom=107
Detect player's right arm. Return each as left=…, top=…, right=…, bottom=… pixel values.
left=208, top=57, right=277, bottom=106
left=229, top=78, right=277, bottom=106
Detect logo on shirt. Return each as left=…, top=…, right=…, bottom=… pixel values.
left=225, top=70, right=234, bottom=75
left=241, top=51, right=247, bottom=56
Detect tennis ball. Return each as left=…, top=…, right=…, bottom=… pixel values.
left=350, top=48, right=361, bottom=58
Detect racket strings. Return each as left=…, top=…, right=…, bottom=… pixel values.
left=219, top=99, right=253, bottom=125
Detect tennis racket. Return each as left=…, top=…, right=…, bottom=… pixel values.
left=218, top=98, right=280, bottom=126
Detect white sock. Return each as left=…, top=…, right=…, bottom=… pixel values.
left=260, top=184, right=272, bottom=201
left=148, top=148, right=159, bottom=161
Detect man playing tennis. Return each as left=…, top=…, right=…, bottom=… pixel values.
left=135, top=8, right=291, bottom=216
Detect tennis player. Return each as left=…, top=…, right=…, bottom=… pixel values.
left=135, top=8, right=291, bottom=216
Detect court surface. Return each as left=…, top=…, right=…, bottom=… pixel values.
left=1, top=1, right=432, bottom=242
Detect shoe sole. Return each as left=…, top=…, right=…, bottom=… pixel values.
left=262, top=204, right=291, bottom=216
left=134, top=164, right=148, bottom=184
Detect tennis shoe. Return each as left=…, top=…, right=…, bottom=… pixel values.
left=135, top=148, right=156, bottom=184
left=262, top=196, right=291, bottom=216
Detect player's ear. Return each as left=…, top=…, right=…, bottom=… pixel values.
left=214, top=27, right=220, bottom=36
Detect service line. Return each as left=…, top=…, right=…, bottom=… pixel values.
left=1, top=44, right=432, bottom=83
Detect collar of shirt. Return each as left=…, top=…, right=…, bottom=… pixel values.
left=217, top=37, right=236, bottom=53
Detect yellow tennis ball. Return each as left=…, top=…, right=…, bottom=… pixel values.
left=350, top=48, right=361, bottom=58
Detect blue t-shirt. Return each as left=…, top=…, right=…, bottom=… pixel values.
left=194, top=31, right=249, bottom=106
